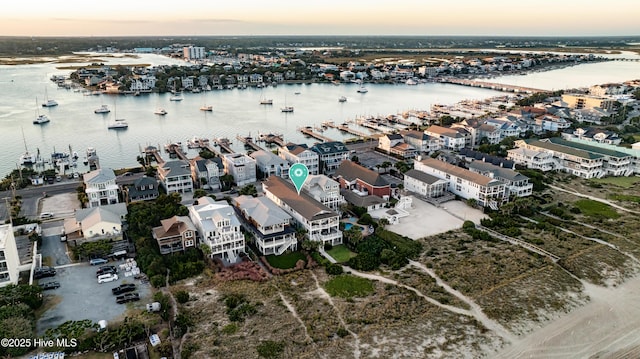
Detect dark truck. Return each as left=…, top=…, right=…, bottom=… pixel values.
left=112, top=283, right=136, bottom=295
left=116, top=292, right=140, bottom=304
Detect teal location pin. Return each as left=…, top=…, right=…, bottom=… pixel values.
left=289, top=163, right=309, bottom=195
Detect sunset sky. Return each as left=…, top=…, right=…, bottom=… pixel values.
left=1, top=0, right=638, bottom=37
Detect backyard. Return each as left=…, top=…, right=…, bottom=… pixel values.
left=326, top=245, right=356, bottom=263
left=264, top=252, right=306, bottom=269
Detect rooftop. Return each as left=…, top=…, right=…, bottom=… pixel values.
left=335, top=160, right=389, bottom=187
left=263, top=176, right=338, bottom=221
left=419, top=158, right=498, bottom=186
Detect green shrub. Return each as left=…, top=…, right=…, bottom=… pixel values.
left=325, top=263, right=344, bottom=275
left=256, top=340, right=285, bottom=359
left=175, top=290, right=190, bottom=304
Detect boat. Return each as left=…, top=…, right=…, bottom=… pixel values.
left=281, top=106, right=294, bottom=113
left=357, top=86, right=368, bottom=93
left=260, top=98, right=273, bottom=105
left=187, top=136, right=210, bottom=149
left=339, top=96, right=347, bottom=102
left=154, top=108, right=168, bottom=115
left=406, top=78, right=418, bottom=85
left=294, top=91, right=301, bottom=95
left=19, top=128, right=37, bottom=165
left=94, top=105, right=110, bottom=114
left=200, top=105, right=213, bottom=111
left=108, top=119, right=128, bottom=130
left=33, top=114, right=50, bottom=124
left=41, top=88, right=58, bottom=107
left=169, top=93, right=183, bottom=101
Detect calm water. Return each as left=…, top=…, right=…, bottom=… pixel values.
left=1, top=52, right=639, bottom=177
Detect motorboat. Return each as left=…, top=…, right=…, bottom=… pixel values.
left=406, top=78, right=418, bottom=85
left=154, top=108, right=168, bottom=115
left=259, top=98, right=273, bottom=105
left=19, top=151, right=37, bottom=165
left=281, top=106, right=294, bottom=113
left=108, top=119, right=128, bottom=130
left=187, top=136, right=210, bottom=149
left=33, top=114, right=50, bottom=124
left=339, top=96, right=347, bottom=102
left=200, top=105, right=213, bottom=111
left=41, top=99, right=58, bottom=107
left=94, top=105, right=110, bottom=114
left=357, top=86, right=368, bottom=93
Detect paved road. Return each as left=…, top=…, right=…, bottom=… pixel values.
left=40, top=221, right=71, bottom=266
left=0, top=180, right=79, bottom=222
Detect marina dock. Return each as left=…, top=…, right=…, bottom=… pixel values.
left=215, top=138, right=235, bottom=154
left=236, top=135, right=264, bottom=152
left=299, top=126, right=334, bottom=143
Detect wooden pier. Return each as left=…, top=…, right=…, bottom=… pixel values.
left=143, top=146, right=165, bottom=164
left=215, top=138, right=235, bottom=154
left=236, top=135, right=263, bottom=152
left=257, top=133, right=286, bottom=147
left=299, top=126, right=334, bottom=143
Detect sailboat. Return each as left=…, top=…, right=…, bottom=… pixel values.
left=19, top=128, right=37, bottom=165
left=108, top=99, right=128, bottom=130
left=259, top=91, right=273, bottom=105
left=280, top=95, right=293, bottom=113
left=33, top=97, right=50, bottom=125
left=41, top=87, right=58, bottom=107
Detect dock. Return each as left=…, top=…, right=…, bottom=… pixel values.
left=236, top=135, right=264, bottom=152
left=299, top=126, right=334, bottom=143
left=257, top=133, right=285, bottom=147
left=142, top=145, right=164, bottom=164
left=215, top=138, right=235, bottom=154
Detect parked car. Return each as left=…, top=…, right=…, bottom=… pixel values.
left=39, top=281, right=60, bottom=290
left=97, top=273, right=118, bottom=284
left=116, top=292, right=140, bottom=304
left=112, top=283, right=136, bottom=295
left=96, top=265, right=117, bottom=277
left=89, top=258, right=108, bottom=266
left=39, top=212, right=55, bottom=220
left=34, top=267, right=56, bottom=279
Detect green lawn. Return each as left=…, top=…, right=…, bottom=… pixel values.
left=326, top=245, right=356, bottom=263
left=324, top=274, right=374, bottom=299
left=591, top=176, right=640, bottom=188
left=609, top=193, right=640, bottom=203
left=265, top=252, right=306, bottom=269
left=574, top=199, right=620, bottom=219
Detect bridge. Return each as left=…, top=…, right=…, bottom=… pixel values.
left=442, top=78, right=548, bottom=94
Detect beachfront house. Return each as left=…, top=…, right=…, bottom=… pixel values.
left=83, top=168, right=119, bottom=208
left=188, top=197, right=245, bottom=262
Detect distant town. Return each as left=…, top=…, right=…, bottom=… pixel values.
left=2, top=37, right=640, bottom=359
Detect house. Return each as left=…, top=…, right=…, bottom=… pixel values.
left=152, top=216, right=197, bottom=255
left=341, top=190, right=387, bottom=212
left=222, top=153, right=257, bottom=186
left=262, top=176, right=342, bottom=246
left=0, top=224, right=20, bottom=287
left=511, top=138, right=633, bottom=178
left=250, top=150, right=290, bottom=179
left=468, top=161, right=533, bottom=197
left=310, top=141, right=350, bottom=174
left=403, top=169, right=450, bottom=201
left=507, top=147, right=557, bottom=172
left=424, top=125, right=469, bottom=151
left=334, top=160, right=391, bottom=198
left=233, top=195, right=297, bottom=255
left=302, top=174, right=345, bottom=211
left=157, top=160, right=194, bottom=194
left=377, top=134, right=417, bottom=159
left=63, top=203, right=128, bottom=242
left=188, top=197, right=245, bottom=262
left=414, top=158, right=507, bottom=209
left=400, top=130, right=440, bottom=154
left=84, top=168, right=119, bottom=208
left=126, top=176, right=159, bottom=202
left=192, top=158, right=223, bottom=190
left=561, top=128, right=622, bottom=145
left=458, top=148, right=515, bottom=168
left=278, top=143, right=320, bottom=175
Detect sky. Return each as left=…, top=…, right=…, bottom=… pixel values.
left=1, top=0, right=639, bottom=37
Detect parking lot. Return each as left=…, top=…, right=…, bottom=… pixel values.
left=37, top=260, right=152, bottom=335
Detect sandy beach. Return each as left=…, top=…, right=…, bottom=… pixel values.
left=494, top=275, right=640, bottom=358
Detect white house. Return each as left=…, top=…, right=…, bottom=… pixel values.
left=188, top=197, right=245, bottom=262
left=468, top=161, right=533, bottom=198
left=158, top=160, right=194, bottom=194
left=250, top=150, right=290, bottom=179
left=424, top=125, right=469, bottom=151
left=278, top=143, right=320, bottom=175
left=233, top=195, right=297, bottom=255
left=192, top=158, right=223, bottom=190
left=222, top=153, right=257, bottom=186
left=83, top=168, right=119, bottom=208
left=64, top=203, right=128, bottom=241
left=263, top=176, right=342, bottom=246
left=302, top=174, right=345, bottom=211
left=414, top=158, right=507, bottom=209
left=0, top=224, right=21, bottom=287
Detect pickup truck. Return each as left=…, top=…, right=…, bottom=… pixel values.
left=116, top=292, right=140, bottom=304
left=39, top=281, right=60, bottom=290
left=112, top=283, right=136, bottom=295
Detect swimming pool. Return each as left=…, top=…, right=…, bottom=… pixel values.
left=344, top=223, right=364, bottom=231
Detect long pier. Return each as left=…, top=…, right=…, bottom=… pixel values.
left=215, top=138, right=235, bottom=154
left=236, top=135, right=264, bottom=151
left=442, top=78, right=548, bottom=94
left=299, top=126, right=334, bottom=143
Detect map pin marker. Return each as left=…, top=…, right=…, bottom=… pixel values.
left=289, top=163, right=309, bottom=195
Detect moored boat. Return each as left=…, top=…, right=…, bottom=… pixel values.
left=94, top=105, right=110, bottom=114
left=200, top=105, right=213, bottom=111
left=108, top=119, right=128, bottom=130
left=33, top=114, right=50, bottom=125
left=154, top=108, right=168, bottom=115
left=339, top=96, right=347, bottom=102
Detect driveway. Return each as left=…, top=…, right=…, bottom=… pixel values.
left=40, top=221, right=70, bottom=267
left=37, top=260, right=152, bottom=335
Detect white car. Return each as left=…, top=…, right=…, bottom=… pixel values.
left=40, top=212, right=54, bottom=219
left=97, top=273, right=118, bottom=284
